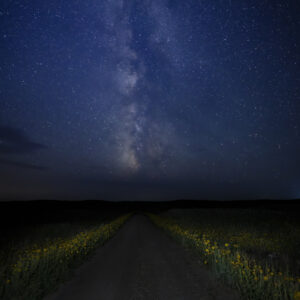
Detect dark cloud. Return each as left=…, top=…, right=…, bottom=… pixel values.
left=0, top=126, right=47, bottom=171
left=0, top=158, right=47, bottom=170
left=0, top=126, right=46, bottom=154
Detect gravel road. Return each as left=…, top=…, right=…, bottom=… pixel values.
left=45, top=215, right=239, bottom=300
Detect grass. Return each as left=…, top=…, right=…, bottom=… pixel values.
left=148, top=209, right=300, bottom=300
left=0, top=214, right=131, bottom=300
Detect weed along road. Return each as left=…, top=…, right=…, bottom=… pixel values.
left=45, top=215, right=239, bottom=300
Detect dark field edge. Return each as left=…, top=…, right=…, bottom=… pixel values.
left=1, top=198, right=300, bottom=211
left=0, top=199, right=299, bottom=229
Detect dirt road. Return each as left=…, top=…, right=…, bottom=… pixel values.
left=45, top=215, right=238, bottom=300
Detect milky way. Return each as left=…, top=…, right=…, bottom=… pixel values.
left=0, top=1, right=299, bottom=200
left=101, top=1, right=184, bottom=178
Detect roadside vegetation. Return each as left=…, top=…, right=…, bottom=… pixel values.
left=0, top=214, right=131, bottom=300
left=148, top=209, right=300, bottom=300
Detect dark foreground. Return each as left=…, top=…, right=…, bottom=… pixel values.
left=45, top=215, right=238, bottom=300
left=1, top=199, right=299, bottom=299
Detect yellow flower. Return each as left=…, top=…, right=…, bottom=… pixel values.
left=225, top=243, right=229, bottom=247
left=294, top=291, right=300, bottom=300
left=263, top=276, right=268, bottom=281
left=6, top=280, right=10, bottom=284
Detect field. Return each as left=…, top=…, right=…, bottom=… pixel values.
left=0, top=202, right=130, bottom=300
left=1, top=200, right=300, bottom=300
left=149, top=208, right=300, bottom=299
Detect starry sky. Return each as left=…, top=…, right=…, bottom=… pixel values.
left=0, top=0, right=299, bottom=201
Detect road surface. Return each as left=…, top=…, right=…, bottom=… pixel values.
left=45, top=215, right=239, bottom=300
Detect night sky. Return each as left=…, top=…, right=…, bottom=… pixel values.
left=0, top=1, right=299, bottom=201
